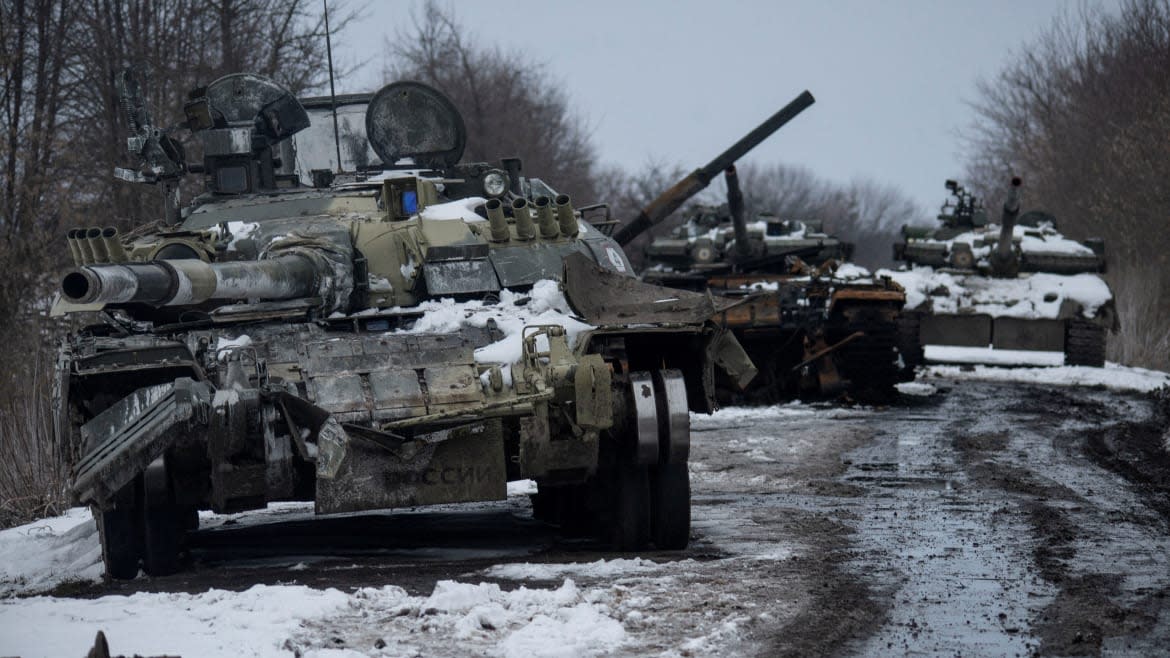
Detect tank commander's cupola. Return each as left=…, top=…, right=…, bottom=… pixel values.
left=183, top=73, right=311, bottom=195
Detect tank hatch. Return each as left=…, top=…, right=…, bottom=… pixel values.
left=365, top=81, right=466, bottom=169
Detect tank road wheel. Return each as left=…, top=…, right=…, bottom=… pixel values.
left=598, top=371, right=656, bottom=551
left=1065, top=319, right=1106, bottom=367
left=96, top=482, right=142, bottom=580
left=649, top=370, right=691, bottom=550
left=140, top=458, right=185, bottom=577
left=650, top=462, right=691, bottom=550
left=601, top=369, right=693, bottom=551
left=610, top=463, right=652, bottom=551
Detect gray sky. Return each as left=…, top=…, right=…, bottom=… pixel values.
left=333, top=0, right=1117, bottom=215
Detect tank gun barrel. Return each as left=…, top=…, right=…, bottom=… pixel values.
left=61, top=254, right=327, bottom=308
left=613, top=90, right=815, bottom=246
left=725, top=165, right=750, bottom=262
left=990, top=176, right=1023, bottom=277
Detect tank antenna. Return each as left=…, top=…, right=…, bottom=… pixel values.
left=323, top=0, right=343, bottom=173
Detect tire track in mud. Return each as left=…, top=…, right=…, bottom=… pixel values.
left=760, top=512, right=887, bottom=658
left=844, top=386, right=1045, bottom=657
left=955, top=386, right=1170, bottom=656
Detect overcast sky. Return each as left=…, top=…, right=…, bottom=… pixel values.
left=332, top=0, right=1119, bottom=215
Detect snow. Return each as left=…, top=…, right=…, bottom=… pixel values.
left=833, top=262, right=873, bottom=280
left=1, top=584, right=352, bottom=658
left=682, top=217, right=811, bottom=244
left=881, top=266, right=1112, bottom=319
left=483, top=558, right=686, bottom=581
left=0, top=501, right=633, bottom=657
left=399, top=254, right=416, bottom=279
left=921, top=361, right=1170, bottom=392
left=506, top=479, right=537, bottom=496
left=925, top=345, right=1066, bottom=367
left=744, top=280, right=779, bottom=291
left=0, top=483, right=544, bottom=599
left=390, top=279, right=594, bottom=374
left=0, top=508, right=102, bottom=596
left=420, top=196, right=488, bottom=223
left=367, top=274, right=393, bottom=293
left=692, top=401, right=829, bottom=428
left=216, top=333, right=253, bottom=359
left=223, top=221, right=259, bottom=251
left=921, top=221, right=1095, bottom=258
left=896, top=381, right=939, bottom=396
left=0, top=578, right=629, bottom=658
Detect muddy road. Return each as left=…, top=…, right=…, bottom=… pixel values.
left=80, top=379, right=1170, bottom=656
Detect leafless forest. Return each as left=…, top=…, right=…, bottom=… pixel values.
left=0, top=0, right=354, bottom=526
left=2, top=0, right=1168, bottom=525
left=964, top=0, right=1170, bottom=370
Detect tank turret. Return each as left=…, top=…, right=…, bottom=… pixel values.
left=612, top=91, right=815, bottom=246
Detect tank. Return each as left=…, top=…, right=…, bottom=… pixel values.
left=641, top=205, right=853, bottom=286
left=619, top=91, right=910, bottom=401
left=887, top=177, right=1116, bottom=367
left=51, top=71, right=758, bottom=578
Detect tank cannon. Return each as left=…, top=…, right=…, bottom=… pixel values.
left=725, top=165, right=756, bottom=264
left=989, top=176, right=1022, bottom=277
left=61, top=254, right=338, bottom=309
left=612, top=91, right=815, bottom=246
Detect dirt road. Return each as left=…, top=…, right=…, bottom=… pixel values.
left=79, top=379, right=1170, bottom=656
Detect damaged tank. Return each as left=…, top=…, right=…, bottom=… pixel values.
left=616, top=91, right=910, bottom=401
left=51, top=72, right=757, bottom=578
left=888, top=177, right=1116, bottom=367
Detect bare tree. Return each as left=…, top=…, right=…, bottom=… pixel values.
left=963, top=0, right=1170, bottom=368
left=65, top=0, right=357, bottom=237
left=832, top=178, right=924, bottom=268
left=0, top=0, right=357, bottom=526
left=0, top=0, right=82, bottom=355
left=595, top=161, right=690, bottom=268
left=730, top=162, right=841, bottom=221
left=384, top=1, right=599, bottom=204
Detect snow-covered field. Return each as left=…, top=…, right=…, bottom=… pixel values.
left=2, top=577, right=638, bottom=657
left=0, top=493, right=661, bottom=657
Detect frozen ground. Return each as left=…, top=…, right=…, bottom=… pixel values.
left=2, top=366, right=1169, bottom=657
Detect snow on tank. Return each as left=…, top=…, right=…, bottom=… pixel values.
left=889, top=178, right=1115, bottom=368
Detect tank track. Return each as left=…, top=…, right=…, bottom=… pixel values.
left=831, top=305, right=903, bottom=401
left=1065, top=319, right=1106, bottom=367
